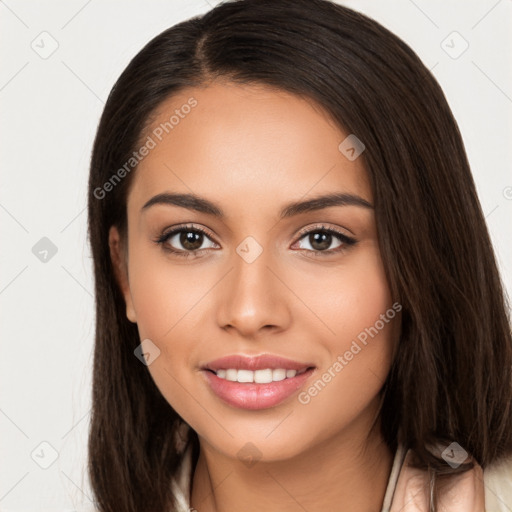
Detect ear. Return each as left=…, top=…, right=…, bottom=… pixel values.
left=108, top=225, right=137, bottom=323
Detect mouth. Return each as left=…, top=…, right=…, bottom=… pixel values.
left=201, top=354, right=316, bottom=410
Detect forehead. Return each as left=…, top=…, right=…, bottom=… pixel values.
left=127, top=81, right=371, bottom=215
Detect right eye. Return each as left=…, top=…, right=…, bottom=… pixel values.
left=155, top=224, right=219, bottom=258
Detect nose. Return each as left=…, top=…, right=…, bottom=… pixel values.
left=216, top=241, right=292, bottom=338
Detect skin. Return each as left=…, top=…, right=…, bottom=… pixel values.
left=109, top=80, right=401, bottom=512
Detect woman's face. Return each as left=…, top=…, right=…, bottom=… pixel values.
left=110, top=81, right=400, bottom=462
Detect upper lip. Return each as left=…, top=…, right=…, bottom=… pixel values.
left=203, top=354, right=315, bottom=372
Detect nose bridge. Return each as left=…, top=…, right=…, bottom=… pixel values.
left=217, top=235, right=289, bottom=335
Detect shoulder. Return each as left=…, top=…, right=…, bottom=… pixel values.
left=484, top=453, right=512, bottom=511
left=389, top=446, right=512, bottom=511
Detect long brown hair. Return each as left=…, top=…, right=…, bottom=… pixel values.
left=87, top=1, right=512, bottom=510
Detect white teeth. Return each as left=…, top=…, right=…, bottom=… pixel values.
left=225, top=369, right=238, bottom=382
left=272, top=369, right=286, bottom=381
left=254, top=369, right=273, bottom=383
left=237, top=369, right=254, bottom=383
left=214, top=368, right=307, bottom=382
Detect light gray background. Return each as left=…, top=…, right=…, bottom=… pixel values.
left=1, top=1, right=511, bottom=510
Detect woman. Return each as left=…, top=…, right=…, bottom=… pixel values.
left=87, top=0, right=512, bottom=510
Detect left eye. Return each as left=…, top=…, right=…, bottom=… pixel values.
left=293, top=228, right=356, bottom=254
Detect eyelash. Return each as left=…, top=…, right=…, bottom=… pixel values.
left=154, top=224, right=357, bottom=259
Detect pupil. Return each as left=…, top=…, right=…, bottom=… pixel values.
left=181, top=231, right=202, bottom=251
left=311, top=232, right=331, bottom=251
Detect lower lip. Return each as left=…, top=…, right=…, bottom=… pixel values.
left=202, top=368, right=315, bottom=410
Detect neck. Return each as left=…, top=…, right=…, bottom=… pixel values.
left=190, top=410, right=393, bottom=512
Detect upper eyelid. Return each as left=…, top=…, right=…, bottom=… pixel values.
left=295, top=224, right=353, bottom=239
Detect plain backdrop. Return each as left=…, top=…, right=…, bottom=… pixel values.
left=1, top=1, right=511, bottom=510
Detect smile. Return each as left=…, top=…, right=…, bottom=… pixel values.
left=201, top=354, right=316, bottom=410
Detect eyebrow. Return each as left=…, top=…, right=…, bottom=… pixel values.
left=141, top=191, right=373, bottom=219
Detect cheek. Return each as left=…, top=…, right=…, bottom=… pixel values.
left=293, top=243, right=393, bottom=346
left=291, top=246, right=396, bottom=422
left=127, top=242, right=211, bottom=344
left=125, top=244, right=215, bottom=421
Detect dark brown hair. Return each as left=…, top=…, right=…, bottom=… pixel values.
left=87, top=0, right=512, bottom=510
